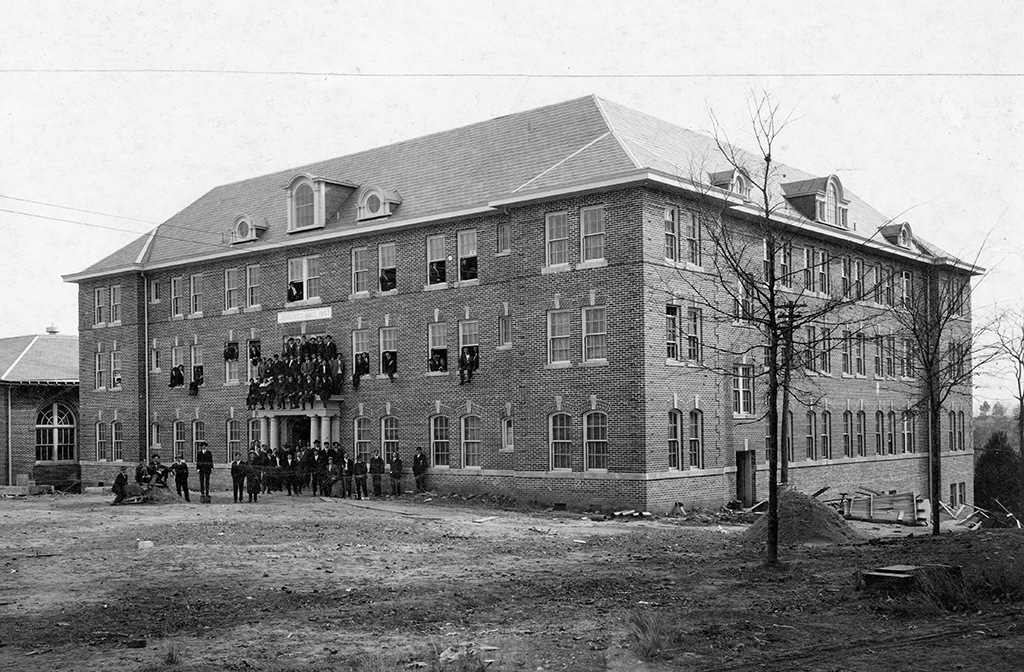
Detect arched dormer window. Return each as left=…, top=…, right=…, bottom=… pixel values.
left=815, top=176, right=849, bottom=229
left=357, top=186, right=402, bottom=221
left=231, top=215, right=267, bottom=244
left=825, top=183, right=838, bottom=225
left=286, top=175, right=324, bottom=232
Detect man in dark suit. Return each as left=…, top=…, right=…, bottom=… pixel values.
left=170, top=456, right=190, bottom=502
left=196, top=441, right=214, bottom=499
left=412, top=447, right=429, bottom=493
left=230, top=455, right=247, bottom=503
left=369, top=450, right=385, bottom=497
left=111, top=465, right=129, bottom=505
left=390, top=452, right=403, bottom=497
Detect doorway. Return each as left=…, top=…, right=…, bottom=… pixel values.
left=736, top=450, right=756, bottom=507
left=286, top=417, right=310, bottom=448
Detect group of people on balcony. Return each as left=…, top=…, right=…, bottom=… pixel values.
left=244, top=335, right=345, bottom=410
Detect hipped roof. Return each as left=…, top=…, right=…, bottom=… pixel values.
left=0, top=334, right=78, bottom=384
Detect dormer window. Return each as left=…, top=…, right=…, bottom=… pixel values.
left=231, top=215, right=266, bottom=244
left=815, top=177, right=849, bottom=228
left=358, top=187, right=401, bottom=221
left=286, top=175, right=333, bottom=233
left=733, top=174, right=749, bottom=199
left=295, top=184, right=315, bottom=229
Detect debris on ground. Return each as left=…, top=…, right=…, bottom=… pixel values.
left=743, top=487, right=862, bottom=546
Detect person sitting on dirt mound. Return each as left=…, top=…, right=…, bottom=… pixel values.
left=148, top=454, right=171, bottom=486
left=111, top=466, right=129, bottom=506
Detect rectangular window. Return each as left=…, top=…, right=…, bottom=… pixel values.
left=887, top=411, right=896, bottom=454
left=821, top=412, right=832, bottom=459
left=459, top=320, right=479, bottom=369
left=431, top=416, right=450, bottom=466
left=381, top=417, right=398, bottom=463
left=112, top=422, right=123, bottom=461
left=246, top=339, right=261, bottom=381
left=871, top=265, right=882, bottom=303
left=685, top=307, right=701, bottom=362
left=462, top=416, right=482, bottom=467
left=501, top=417, right=514, bottom=451
left=855, top=334, right=865, bottom=375
left=227, top=420, right=241, bottom=462
left=685, top=211, right=700, bottom=265
left=191, top=345, right=204, bottom=385
left=354, top=418, right=371, bottom=462
left=150, top=345, right=160, bottom=372
left=109, top=350, right=122, bottom=388
left=666, top=305, right=680, bottom=360
left=582, top=306, right=607, bottom=361
left=427, top=234, right=446, bottom=285
left=498, top=314, right=512, bottom=348
left=885, top=336, right=896, bottom=377
left=173, top=421, right=187, bottom=457
left=901, top=339, right=915, bottom=377
left=550, top=414, right=572, bottom=470
left=803, top=248, right=815, bottom=292
left=497, top=222, right=511, bottom=255
left=428, top=323, right=448, bottom=371
left=246, top=264, right=261, bottom=307
left=854, top=259, right=865, bottom=299
left=733, top=365, right=753, bottom=415
left=688, top=411, right=703, bottom=468
left=779, top=243, right=792, bottom=288
left=874, top=336, right=883, bottom=377
left=958, top=482, right=966, bottom=506
left=96, top=422, right=109, bottom=460
left=805, top=412, right=817, bottom=460
left=545, top=212, right=569, bottom=266
left=841, top=257, right=851, bottom=296
left=842, top=331, right=852, bottom=374
left=580, top=206, right=605, bottom=262
left=548, top=310, right=571, bottom=363
left=189, top=274, right=203, bottom=315
left=380, top=327, right=397, bottom=376
left=901, top=270, right=913, bottom=307
left=94, top=287, right=106, bottom=325
left=378, top=243, right=397, bottom=292
left=816, top=250, right=830, bottom=295
left=224, top=269, right=239, bottom=310
left=885, top=268, right=895, bottom=306
left=352, top=330, right=369, bottom=376
left=843, top=412, right=853, bottom=458
left=856, top=412, right=867, bottom=457
left=149, top=279, right=160, bottom=304
left=805, top=326, right=818, bottom=372
left=458, top=230, right=478, bottom=281
left=287, top=255, right=320, bottom=302
left=664, top=206, right=678, bottom=261
left=669, top=413, right=681, bottom=468
left=109, top=285, right=121, bottom=323
left=875, top=412, right=884, bottom=455
left=172, top=345, right=184, bottom=369
left=901, top=413, right=915, bottom=453
left=735, top=279, right=754, bottom=323
left=818, top=327, right=831, bottom=374
left=352, top=247, right=370, bottom=294
left=585, top=413, right=609, bottom=470
left=225, top=344, right=239, bottom=384
left=94, top=352, right=106, bottom=390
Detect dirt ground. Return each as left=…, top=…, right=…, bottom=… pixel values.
left=1, top=490, right=1022, bottom=672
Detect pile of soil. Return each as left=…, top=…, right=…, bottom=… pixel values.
left=743, top=487, right=862, bottom=546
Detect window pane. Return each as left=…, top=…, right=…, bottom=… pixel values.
left=585, top=412, right=608, bottom=470
left=551, top=414, right=572, bottom=469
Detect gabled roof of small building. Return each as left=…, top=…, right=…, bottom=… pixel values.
left=0, top=333, right=79, bottom=384
left=66, top=94, right=973, bottom=279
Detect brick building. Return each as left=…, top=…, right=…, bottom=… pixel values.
left=64, top=95, right=977, bottom=512
left=1, top=330, right=79, bottom=488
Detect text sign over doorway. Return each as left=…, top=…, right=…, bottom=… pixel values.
left=277, top=306, right=332, bottom=324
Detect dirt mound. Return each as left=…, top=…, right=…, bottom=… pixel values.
left=743, top=487, right=861, bottom=546
left=122, top=483, right=182, bottom=505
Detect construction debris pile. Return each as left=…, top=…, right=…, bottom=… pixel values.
left=743, top=487, right=862, bottom=546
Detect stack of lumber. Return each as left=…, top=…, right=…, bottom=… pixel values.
left=843, top=491, right=925, bottom=526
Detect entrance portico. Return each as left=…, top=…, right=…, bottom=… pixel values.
left=253, top=401, right=343, bottom=451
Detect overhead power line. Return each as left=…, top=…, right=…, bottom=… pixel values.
left=0, top=194, right=161, bottom=225
left=0, top=69, right=1021, bottom=78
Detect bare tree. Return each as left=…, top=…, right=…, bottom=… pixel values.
left=887, top=264, right=989, bottom=535
left=657, top=92, right=889, bottom=563
left=993, top=312, right=1024, bottom=454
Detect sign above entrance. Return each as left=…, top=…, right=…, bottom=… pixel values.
left=277, top=306, right=332, bottom=324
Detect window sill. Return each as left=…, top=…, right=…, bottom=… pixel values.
left=243, top=305, right=262, bottom=313
left=375, top=374, right=398, bottom=380
left=187, top=312, right=204, bottom=319
left=430, top=464, right=450, bottom=470
left=462, top=465, right=483, bottom=470
left=733, top=413, right=757, bottom=420
left=150, top=368, right=162, bottom=374
left=223, top=381, right=240, bottom=387
left=496, top=344, right=512, bottom=351
left=285, top=297, right=322, bottom=308
left=576, top=259, right=607, bottom=270
left=171, top=314, right=185, bottom=321
left=94, top=387, right=107, bottom=392
left=664, top=259, right=704, bottom=273
left=495, top=251, right=511, bottom=258
left=109, top=386, right=122, bottom=392
left=580, top=359, right=608, bottom=367
left=540, top=264, right=571, bottom=275
left=287, top=223, right=326, bottom=234
left=221, top=308, right=240, bottom=316
left=499, top=447, right=514, bottom=453
left=455, top=278, right=480, bottom=288
left=109, top=320, right=122, bottom=327
left=92, top=322, right=107, bottom=329
left=378, top=289, right=398, bottom=297
left=424, top=371, right=449, bottom=377
left=348, top=291, right=371, bottom=301
left=665, top=359, right=699, bottom=367
left=544, top=362, right=572, bottom=370
left=423, top=283, right=449, bottom=292
left=585, top=468, right=608, bottom=474
left=150, top=299, right=161, bottom=305
left=549, top=468, right=573, bottom=473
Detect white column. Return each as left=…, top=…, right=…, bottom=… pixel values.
left=331, top=417, right=341, bottom=447
left=310, top=415, right=320, bottom=445
left=260, top=418, right=269, bottom=449
left=320, top=415, right=331, bottom=446
left=269, top=417, right=279, bottom=452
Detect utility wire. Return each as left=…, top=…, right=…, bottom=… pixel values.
left=0, top=69, right=1021, bottom=78
left=0, top=194, right=161, bottom=225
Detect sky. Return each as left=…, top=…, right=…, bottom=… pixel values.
left=1, top=0, right=1022, bottom=405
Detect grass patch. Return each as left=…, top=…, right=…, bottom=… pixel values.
left=629, top=608, right=684, bottom=660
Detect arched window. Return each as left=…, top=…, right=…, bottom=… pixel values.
left=825, top=183, right=838, bottom=225
left=379, top=417, right=398, bottom=463
left=294, top=183, right=315, bottom=229
left=957, top=411, right=965, bottom=451
left=430, top=416, right=450, bottom=467
left=584, top=412, right=608, bottom=470
left=901, top=412, right=915, bottom=453
left=875, top=411, right=884, bottom=455
left=354, top=417, right=371, bottom=461
left=856, top=411, right=867, bottom=457
left=948, top=411, right=956, bottom=451
left=192, top=420, right=206, bottom=462
left=842, top=410, right=853, bottom=458
left=247, top=418, right=260, bottom=456
left=96, top=421, right=109, bottom=460
left=688, top=409, right=703, bottom=468
left=462, top=415, right=481, bottom=467
left=227, top=419, right=241, bottom=461
left=784, top=410, right=794, bottom=463
left=550, top=413, right=572, bottom=470
left=112, top=421, right=123, bottom=461
left=886, top=411, right=896, bottom=454
left=820, top=411, right=832, bottom=460
left=35, top=403, right=76, bottom=462
left=172, top=420, right=186, bottom=458
left=805, top=411, right=817, bottom=460
left=668, top=410, right=682, bottom=469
